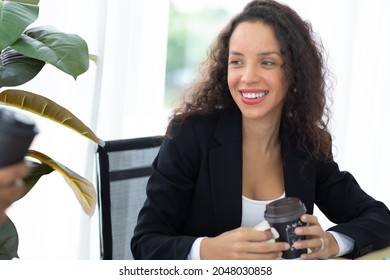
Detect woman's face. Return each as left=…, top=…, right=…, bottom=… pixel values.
left=228, top=21, right=288, bottom=123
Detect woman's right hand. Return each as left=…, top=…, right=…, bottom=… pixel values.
left=200, top=227, right=290, bottom=259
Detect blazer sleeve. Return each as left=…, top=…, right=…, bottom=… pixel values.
left=314, top=159, right=390, bottom=259
left=131, top=121, right=200, bottom=260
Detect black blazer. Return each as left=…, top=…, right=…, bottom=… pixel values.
left=131, top=108, right=390, bottom=259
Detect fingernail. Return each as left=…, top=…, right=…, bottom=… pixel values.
left=295, top=228, right=302, bottom=234
left=284, top=243, right=290, bottom=250
left=15, top=179, right=25, bottom=188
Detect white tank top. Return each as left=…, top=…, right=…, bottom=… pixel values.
left=241, top=192, right=285, bottom=227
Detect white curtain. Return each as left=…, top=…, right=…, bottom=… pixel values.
left=7, top=0, right=170, bottom=260
left=7, top=0, right=389, bottom=259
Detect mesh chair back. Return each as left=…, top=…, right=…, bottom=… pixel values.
left=96, top=136, right=163, bottom=260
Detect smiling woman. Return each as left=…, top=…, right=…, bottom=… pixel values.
left=131, top=0, right=390, bottom=260
left=166, top=0, right=390, bottom=229
left=5, top=0, right=390, bottom=260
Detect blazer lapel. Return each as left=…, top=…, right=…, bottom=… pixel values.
left=209, top=109, right=243, bottom=233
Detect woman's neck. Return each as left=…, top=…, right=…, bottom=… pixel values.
left=242, top=116, right=281, bottom=153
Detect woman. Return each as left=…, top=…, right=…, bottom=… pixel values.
left=131, top=0, right=390, bottom=259
left=0, top=161, right=29, bottom=224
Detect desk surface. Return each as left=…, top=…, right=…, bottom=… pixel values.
left=355, top=246, right=390, bottom=260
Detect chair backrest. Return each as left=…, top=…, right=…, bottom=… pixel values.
left=96, top=135, right=163, bottom=260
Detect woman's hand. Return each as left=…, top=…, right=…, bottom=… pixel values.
left=293, top=214, right=339, bottom=259
left=200, top=227, right=290, bottom=259
left=0, top=161, right=30, bottom=224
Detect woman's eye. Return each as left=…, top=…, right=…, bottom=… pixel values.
left=261, top=61, right=277, bottom=68
left=229, top=60, right=243, bottom=66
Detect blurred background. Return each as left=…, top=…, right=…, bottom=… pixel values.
left=6, top=0, right=390, bottom=259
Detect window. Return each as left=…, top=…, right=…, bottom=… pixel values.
left=164, top=0, right=242, bottom=110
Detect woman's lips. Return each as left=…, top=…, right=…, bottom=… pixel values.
left=239, top=90, right=269, bottom=105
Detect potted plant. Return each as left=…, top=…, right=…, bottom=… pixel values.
left=0, top=0, right=102, bottom=259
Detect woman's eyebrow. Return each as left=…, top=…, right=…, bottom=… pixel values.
left=229, top=50, right=282, bottom=57
left=229, top=51, right=244, bottom=56
left=257, top=51, right=282, bottom=57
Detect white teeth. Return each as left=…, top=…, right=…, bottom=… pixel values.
left=242, top=91, right=269, bottom=99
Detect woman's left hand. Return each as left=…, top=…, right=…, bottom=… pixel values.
left=292, top=214, right=339, bottom=259
left=0, top=161, right=30, bottom=224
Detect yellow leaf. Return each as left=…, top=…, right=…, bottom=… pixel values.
left=0, top=89, right=104, bottom=146
left=27, top=150, right=96, bottom=216
left=89, top=54, right=98, bottom=64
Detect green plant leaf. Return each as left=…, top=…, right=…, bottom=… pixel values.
left=27, top=150, right=96, bottom=216
left=0, top=89, right=104, bottom=146
left=8, top=0, right=40, bottom=4
left=0, top=47, right=45, bottom=87
left=10, top=25, right=89, bottom=79
left=0, top=0, right=39, bottom=50
left=0, top=217, right=19, bottom=260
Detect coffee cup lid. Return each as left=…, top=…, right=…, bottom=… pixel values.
left=264, top=197, right=306, bottom=224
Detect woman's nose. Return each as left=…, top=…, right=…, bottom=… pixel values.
left=241, top=64, right=260, bottom=83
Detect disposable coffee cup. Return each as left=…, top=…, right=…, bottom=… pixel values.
left=0, top=108, right=38, bottom=167
left=264, top=197, right=307, bottom=259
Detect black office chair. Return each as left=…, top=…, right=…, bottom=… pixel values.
left=96, top=135, right=163, bottom=260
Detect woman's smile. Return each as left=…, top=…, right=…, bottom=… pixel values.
left=240, top=89, right=269, bottom=105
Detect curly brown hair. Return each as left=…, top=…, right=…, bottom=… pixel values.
left=169, top=0, right=333, bottom=160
